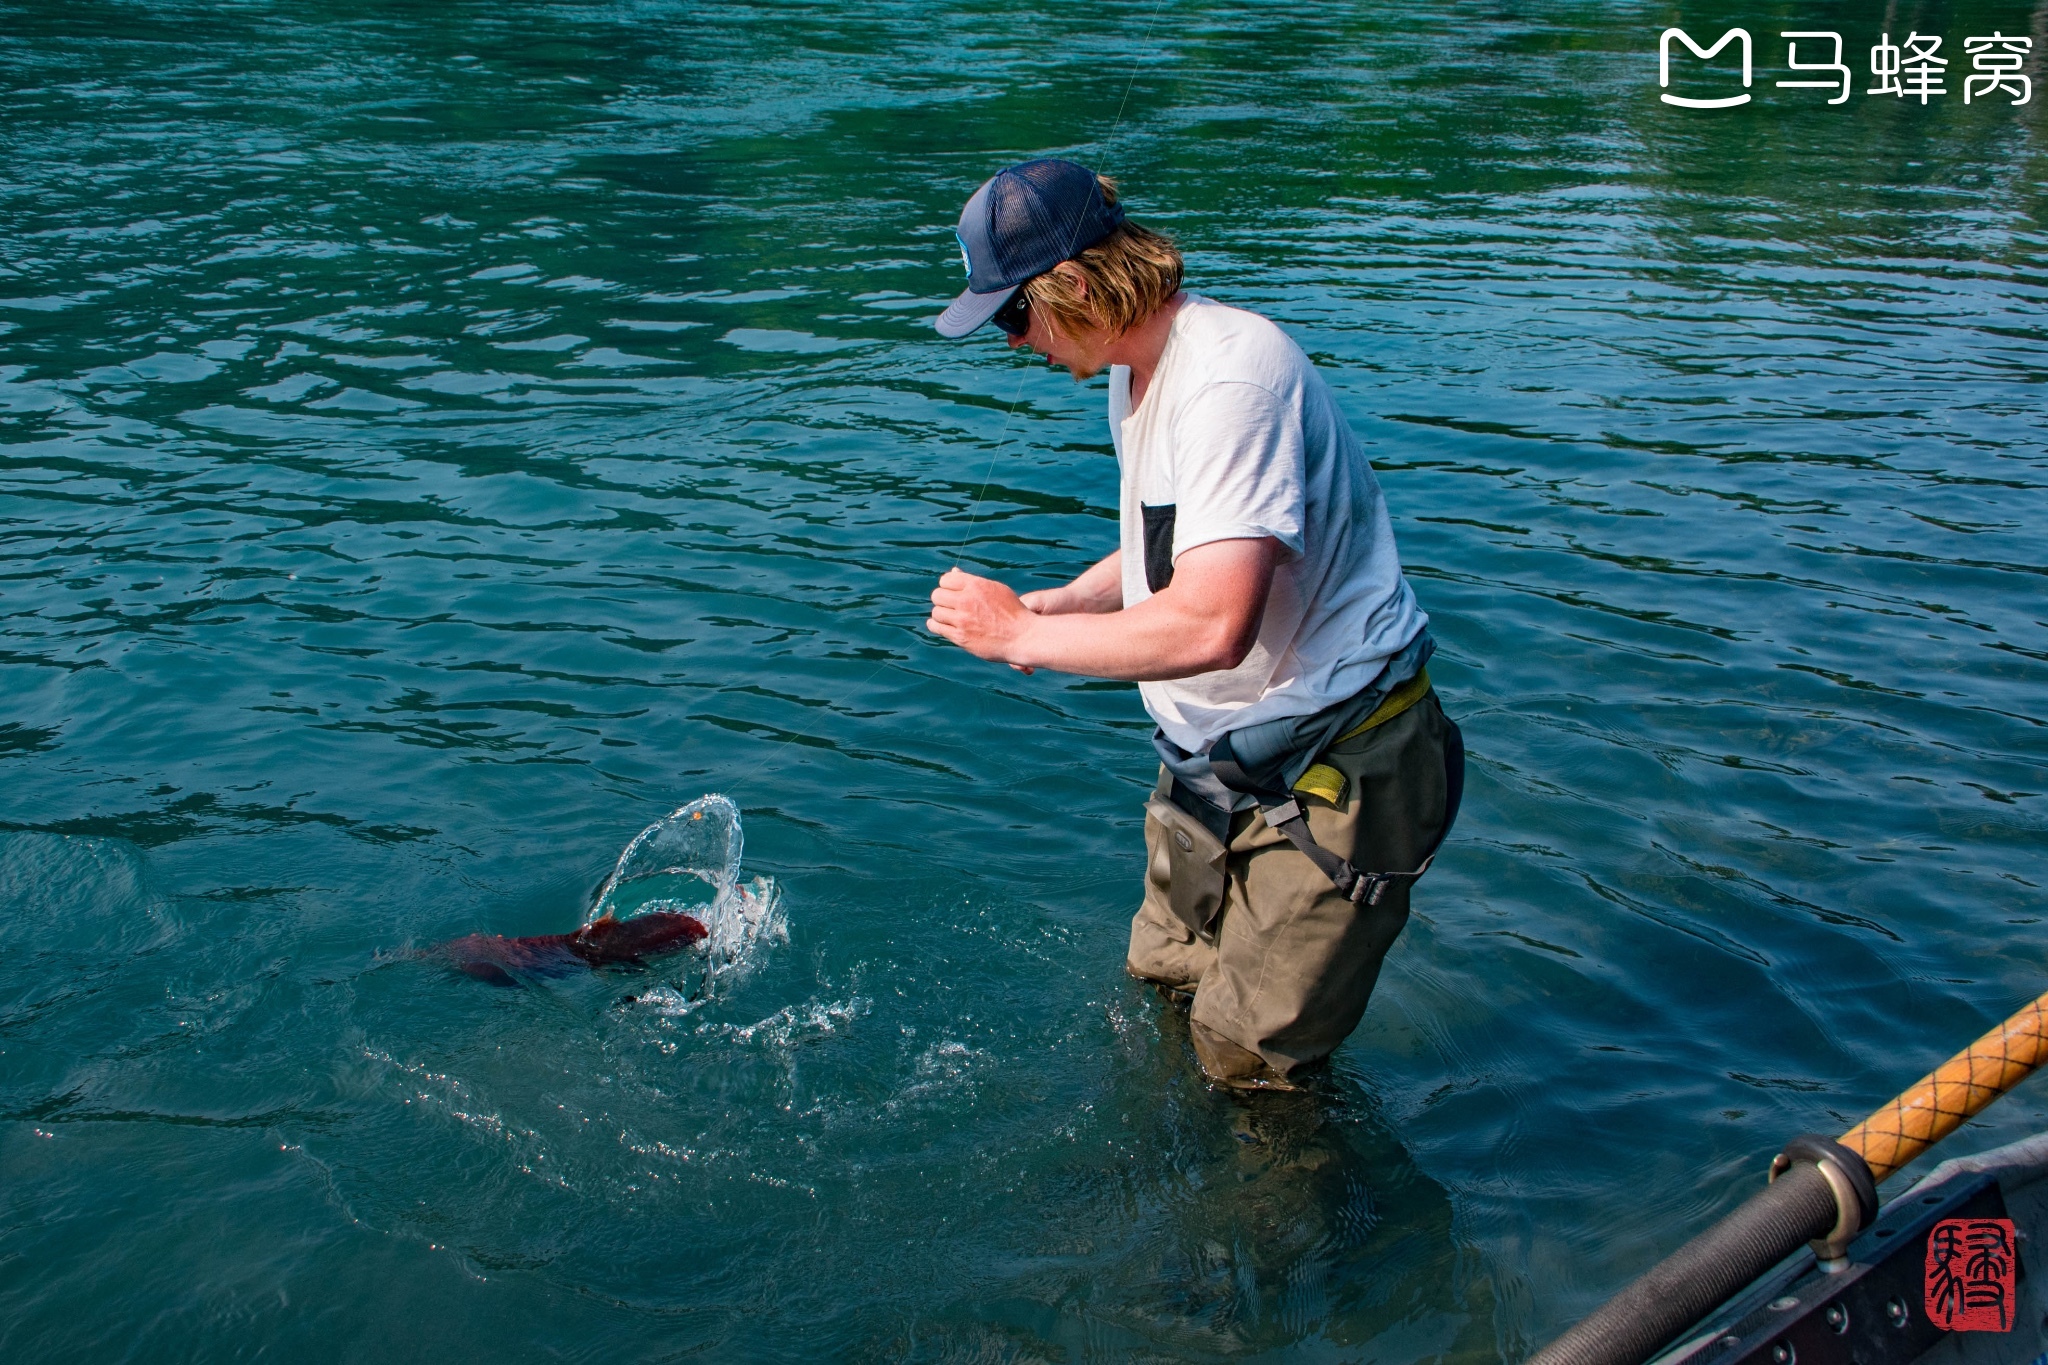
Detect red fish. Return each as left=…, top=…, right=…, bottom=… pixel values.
left=438, top=911, right=708, bottom=987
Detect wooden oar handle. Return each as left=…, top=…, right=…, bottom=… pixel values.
left=1838, top=988, right=2048, bottom=1182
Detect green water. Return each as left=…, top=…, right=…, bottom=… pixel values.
left=2, top=0, right=2045, bottom=1359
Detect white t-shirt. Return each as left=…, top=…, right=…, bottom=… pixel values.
left=1109, top=294, right=1426, bottom=754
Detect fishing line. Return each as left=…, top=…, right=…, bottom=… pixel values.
left=949, top=0, right=1172, bottom=560
left=726, top=0, right=1172, bottom=796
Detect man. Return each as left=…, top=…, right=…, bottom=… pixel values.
left=926, top=159, right=1463, bottom=1090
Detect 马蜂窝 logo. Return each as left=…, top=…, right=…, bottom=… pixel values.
left=1661, top=28, right=1754, bottom=107
left=1660, top=26, right=2032, bottom=108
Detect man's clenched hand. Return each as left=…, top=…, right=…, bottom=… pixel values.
left=928, top=567, right=1036, bottom=670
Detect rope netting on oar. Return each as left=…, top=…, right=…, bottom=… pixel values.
left=1837, top=987, right=2048, bottom=1182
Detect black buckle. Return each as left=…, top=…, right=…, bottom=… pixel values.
left=1261, top=797, right=1305, bottom=828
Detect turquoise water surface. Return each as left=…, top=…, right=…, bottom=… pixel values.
left=3, top=1, right=2045, bottom=1359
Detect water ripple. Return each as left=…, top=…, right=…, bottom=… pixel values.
left=3, top=0, right=2045, bottom=1358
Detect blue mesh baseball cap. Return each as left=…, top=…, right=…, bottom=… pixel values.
left=934, top=158, right=1126, bottom=338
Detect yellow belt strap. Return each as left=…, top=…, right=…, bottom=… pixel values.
left=1291, top=668, right=1433, bottom=807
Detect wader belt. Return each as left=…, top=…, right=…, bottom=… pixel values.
left=1205, top=670, right=1466, bottom=906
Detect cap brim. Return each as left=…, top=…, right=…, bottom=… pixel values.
left=934, top=284, right=1017, bottom=339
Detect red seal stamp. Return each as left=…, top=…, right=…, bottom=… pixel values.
left=1925, top=1216, right=2018, bottom=1331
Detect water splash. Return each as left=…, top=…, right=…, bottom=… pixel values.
left=590, top=793, right=741, bottom=921
left=589, top=794, right=785, bottom=992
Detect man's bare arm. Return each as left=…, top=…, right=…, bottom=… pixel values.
left=927, top=538, right=1279, bottom=682
left=1019, top=549, right=1122, bottom=616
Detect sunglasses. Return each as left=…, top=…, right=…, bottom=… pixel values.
left=992, top=287, right=1031, bottom=338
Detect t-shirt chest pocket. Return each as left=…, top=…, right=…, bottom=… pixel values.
left=1140, top=503, right=1176, bottom=593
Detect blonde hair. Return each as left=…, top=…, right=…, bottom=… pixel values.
left=1021, top=177, right=1183, bottom=338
